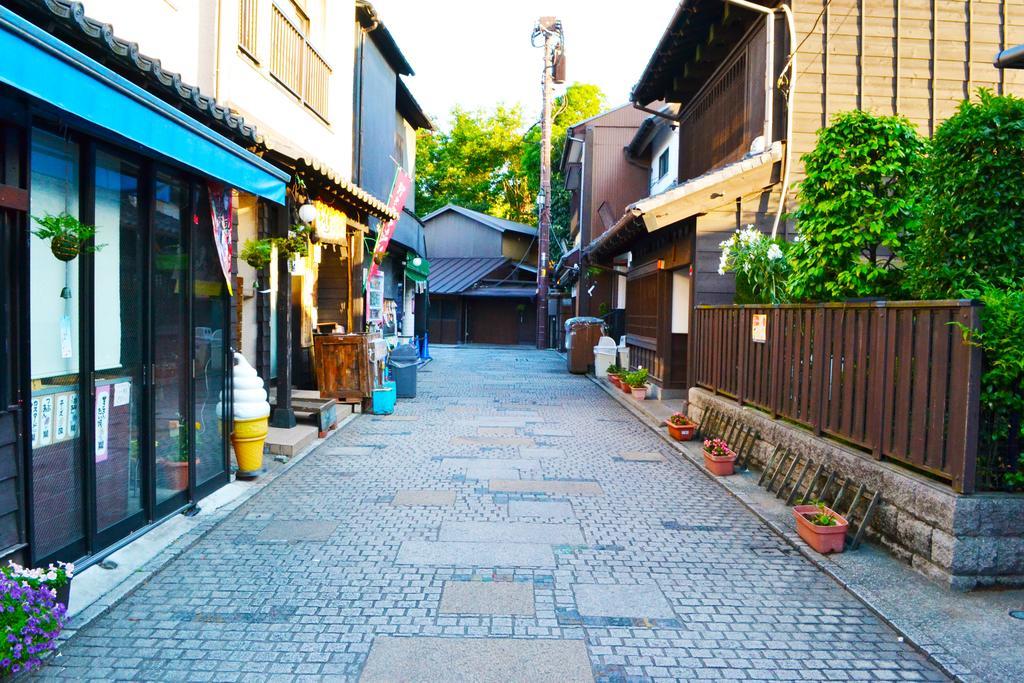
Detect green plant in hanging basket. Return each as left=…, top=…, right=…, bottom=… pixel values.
left=240, top=238, right=274, bottom=270
left=276, top=225, right=310, bottom=258
left=32, top=212, right=104, bottom=262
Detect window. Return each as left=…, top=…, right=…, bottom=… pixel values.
left=269, top=2, right=331, bottom=121
left=657, top=149, right=669, bottom=180
left=238, top=0, right=258, bottom=60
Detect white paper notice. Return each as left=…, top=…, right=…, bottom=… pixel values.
left=60, top=315, right=73, bottom=359
left=54, top=393, right=70, bottom=442
left=39, top=396, right=53, bottom=446
left=94, top=385, right=110, bottom=462
left=113, top=381, right=131, bottom=407
left=30, top=397, right=40, bottom=448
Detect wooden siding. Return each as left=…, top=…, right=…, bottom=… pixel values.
left=584, top=122, right=650, bottom=243
left=791, top=0, right=1024, bottom=190
left=679, top=25, right=767, bottom=181
left=423, top=211, right=503, bottom=258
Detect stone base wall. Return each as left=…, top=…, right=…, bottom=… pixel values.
left=689, top=388, right=1024, bottom=590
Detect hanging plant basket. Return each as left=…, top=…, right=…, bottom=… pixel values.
left=32, top=212, right=103, bottom=262
left=240, top=238, right=274, bottom=270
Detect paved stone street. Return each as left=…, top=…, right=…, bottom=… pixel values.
left=35, top=347, right=946, bottom=681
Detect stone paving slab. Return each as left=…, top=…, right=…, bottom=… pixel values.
left=255, top=520, right=338, bottom=542
left=619, top=450, right=666, bottom=462
left=322, top=445, right=377, bottom=456
left=573, top=583, right=677, bottom=619
left=439, top=520, right=584, bottom=544
left=489, top=479, right=604, bottom=496
left=477, top=426, right=517, bottom=437
left=527, top=427, right=574, bottom=437
left=461, top=459, right=540, bottom=480
left=439, top=581, right=535, bottom=615
left=452, top=436, right=536, bottom=447
left=518, top=447, right=565, bottom=458
left=360, top=636, right=593, bottom=683
left=391, top=490, right=456, bottom=506
left=395, top=540, right=556, bottom=567
left=508, top=500, right=575, bottom=519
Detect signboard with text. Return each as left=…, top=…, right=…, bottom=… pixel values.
left=751, top=313, right=767, bottom=343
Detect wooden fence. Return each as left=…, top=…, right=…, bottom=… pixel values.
left=693, top=301, right=983, bottom=493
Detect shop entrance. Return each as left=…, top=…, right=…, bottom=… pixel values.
left=26, top=129, right=230, bottom=566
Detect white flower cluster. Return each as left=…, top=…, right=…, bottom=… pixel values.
left=718, top=225, right=765, bottom=274
left=5, top=560, right=74, bottom=584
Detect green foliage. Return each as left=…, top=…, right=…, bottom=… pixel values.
left=415, top=104, right=534, bottom=223
left=32, top=212, right=104, bottom=259
left=718, top=226, right=792, bottom=304
left=605, top=363, right=623, bottom=375
left=667, top=413, right=693, bottom=427
left=240, top=239, right=274, bottom=270
left=623, top=368, right=649, bottom=388
left=905, top=90, right=1024, bottom=298
left=788, top=110, right=927, bottom=301
left=797, top=499, right=838, bottom=526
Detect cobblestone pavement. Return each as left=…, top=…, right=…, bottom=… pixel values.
left=35, top=347, right=947, bottom=682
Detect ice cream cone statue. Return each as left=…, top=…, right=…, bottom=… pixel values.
left=226, top=353, right=270, bottom=478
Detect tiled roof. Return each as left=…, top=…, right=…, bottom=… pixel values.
left=295, top=157, right=397, bottom=222
left=428, top=257, right=508, bottom=294
left=11, top=0, right=259, bottom=147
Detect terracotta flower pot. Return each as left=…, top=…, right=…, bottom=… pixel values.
left=793, top=505, right=849, bottom=554
left=703, top=448, right=737, bottom=476
left=631, top=385, right=648, bottom=400
left=609, top=374, right=621, bottom=388
left=619, top=380, right=631, bottom=394
left=159, top=460, right=190, bottom=490
left=666, top=420, right=697, bottom=441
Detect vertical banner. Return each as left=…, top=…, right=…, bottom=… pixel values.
left=366, top=167, right=413, bottom=285
left=208, top=182, right=234, bottom=296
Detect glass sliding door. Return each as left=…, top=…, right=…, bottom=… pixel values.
left=28, top=130, right=85, bottom=562
left=152, top=172, right=190, bottom=510
left=192, top=184, right=229, bottom=491
left=92, top=150, right=146, bottom=542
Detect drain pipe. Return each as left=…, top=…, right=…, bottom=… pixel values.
left=724, top=0, right=797, bottom=238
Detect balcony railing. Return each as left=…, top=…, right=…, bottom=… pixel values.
left=238, top=0, right=258, bottom=61
left=269, top=4, right=331, bottom=122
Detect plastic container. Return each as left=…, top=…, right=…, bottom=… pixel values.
left=388, top=343, right=420, bottom=398
left=617, top=335, right=630, bottom=370
left=565, top=317, right=606, bottom=374
left=593, top=336, right=618, bottom=376
left=372, top=380, right=396, bottom=415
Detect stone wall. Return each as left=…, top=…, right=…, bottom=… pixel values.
left=689, top=388, right=1024, bottom=590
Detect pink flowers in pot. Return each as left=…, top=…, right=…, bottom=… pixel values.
left=702, top=437, right=737, bottom=476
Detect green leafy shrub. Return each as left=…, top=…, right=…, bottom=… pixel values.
left=905, top=90, right=1024, bottom=297
left=718, top=226, right=792, bottom=304
left=788, top=110, right=927, bottom=301
left=623, top=368, right=649, bottom=388
left=240, top=239, right=274, bottom=270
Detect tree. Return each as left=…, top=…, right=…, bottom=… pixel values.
left=522, top=83, right=606, bottom=261
left=415, top=104, right=534, bottom=223
left=787, top=110, right=927, bottom=301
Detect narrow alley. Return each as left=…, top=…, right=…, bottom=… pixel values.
left=34, top=348, right=944, bottom=682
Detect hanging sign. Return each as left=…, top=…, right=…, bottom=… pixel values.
left=94, top=384, right=111, bottom=462
left=59, top=315, right=73, bottom=359
left=313, top=201, right=348, bottom=245
left=366, top=167, right=412, bottom=285
left=751, top=314, right=768, bottom=343
left=208, top=182, right=234, bottom=296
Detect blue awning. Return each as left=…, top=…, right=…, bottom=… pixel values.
left=0, top=7, right=288, bottom=204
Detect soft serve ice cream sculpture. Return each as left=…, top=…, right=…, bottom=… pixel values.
left=226, top=353, right=271, bottom=477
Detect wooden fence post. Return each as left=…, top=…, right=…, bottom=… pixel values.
left=810, top=305, right=827, bottom=436
left=952, top=305, right=982, bottom=494
left=736, top=308, right=747, bottom=406
left=870, top=304, right=889, bottom=459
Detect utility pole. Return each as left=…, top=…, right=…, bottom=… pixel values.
left=531, top=17, right=564, bottom=349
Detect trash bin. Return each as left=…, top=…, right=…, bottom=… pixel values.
left=617, top=335, right=630, bottom=370
left=388, top=343, right=420, bottom=398
left=564, top=317, right=606, bottom=374
left=593, top=336, right=618, bottom=376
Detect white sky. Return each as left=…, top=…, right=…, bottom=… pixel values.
left=369, top=0, right=680, bottom=129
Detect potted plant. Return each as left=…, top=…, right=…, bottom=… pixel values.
left=0, top=567, right=67, bottom=677
left=793, top=500, right=849, bottom=554
left=2, top=560, right=75, bottom=609
left=702, top=437, right=737, bottom=476
left=665, top=413, right=697, bottom=441
left=32, top=212, right=104, bottom=262
left=624, top=368, right=650, bottom=400
left=605, top=363, right=623, bottom=387
left=240, top=238, right=274, bottom=270
left=158, top=427, right=191, bottom=491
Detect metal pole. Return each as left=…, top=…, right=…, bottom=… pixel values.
left=536, top=27, right=553, bottom=349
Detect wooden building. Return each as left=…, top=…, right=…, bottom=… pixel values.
left=558, top=105, right=651, bottom=323
left=587, top=0, right=1024, bottom=397
left=422, top=205, right=538, bottom=345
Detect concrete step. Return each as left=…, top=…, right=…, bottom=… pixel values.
left=265, top=424, right=318, bottom=456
